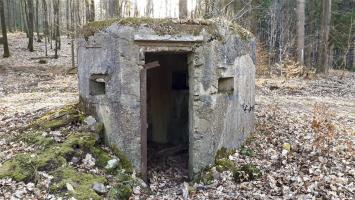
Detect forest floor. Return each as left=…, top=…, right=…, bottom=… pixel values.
left=0, top=33, right=354, bottom=199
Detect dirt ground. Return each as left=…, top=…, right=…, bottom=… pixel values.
left=0, top=33, right=354, bottom=199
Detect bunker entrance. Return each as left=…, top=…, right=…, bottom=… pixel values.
left=145, top=52, right=189, bottom=180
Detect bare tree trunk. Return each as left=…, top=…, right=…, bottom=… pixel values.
left=297, top=0, right=305, bottom=65
left=22, top=0, right=29, bottom=37
left=179, top=0, right=187, bottom=19
left=145, top=0, right=153, bottom=17
left=6, top=0, right=12, bottom=32
left=42, top=0, right=48, bottom=56
left=85, top=0, right=90, bottom=22
left=0, top=0, right=10, bottom=57
left=35, top=0, right=41, bottom=42
left=53, top=0, right=59, bottom=58
left=66, top=0, right=70, bottom=37
left=318, top=0, right=332, bottom=74
left=27, top=0, right=34, bottom=52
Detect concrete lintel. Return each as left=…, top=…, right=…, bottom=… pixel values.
left=134, top=34, right=204, bottom=43
left=140, top=46, right=193, bottom=53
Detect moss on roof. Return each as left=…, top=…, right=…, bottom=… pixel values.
left=80, top=17, right=253, bottom=40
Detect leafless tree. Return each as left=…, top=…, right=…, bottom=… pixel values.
left=297, top=0, right=305, bottom=65
left=0, top=0, right=10, bottom=57
left=318, top=0, right=332, bottom=74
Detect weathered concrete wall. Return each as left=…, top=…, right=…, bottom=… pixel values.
left=188, top=31, right=256, bottom=176
left=77, top=18, right=256, bottom=177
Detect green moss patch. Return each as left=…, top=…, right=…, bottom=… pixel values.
left=215, top=147, right=236, bottom=161
left=0, top=133, right=97, bottom=182
left=196, top=147, right=262, bottom=185
left=0, top=104, right=137, bottom=199
left=239, top=146, right=255, bottom=157
left=50, top=166, right=107, bottom=200
left=233, top=164, right=262, bottom=183
left=81, top=18, right=254, bottom=42
left=111, top=145, right=133, bottom=174
left=0, top=154, right=38, bottom=182
left=22, top=131, right=55, bottom=149
left=30, top=104, right=84, bottom=130
left=107, top=169, right=137, bottom=200
left=195, top=167, right=215, bottom=185
left=81, top=18, right=224, bottom=40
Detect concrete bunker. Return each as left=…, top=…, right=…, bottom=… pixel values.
left=77, top=18, right=256, bottom=179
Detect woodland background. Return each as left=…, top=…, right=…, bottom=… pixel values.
left=0, top=0, right=354, bottom=199
left=0, top=0, right=354, bottom=73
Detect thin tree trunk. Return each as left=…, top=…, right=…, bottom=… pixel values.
left=297, top=0, right=305, bottom=65
left=0, top=0, right=10, bottom=57
left=66, top=0, right=70, bottom=37
left=42, top=0, right=48, bottom=56
left=6, top=0, right=12, bottom=32
left=318, top=0, right=332, bottom=74
left=90, top=0, right=95, bottom=21
left=27, top=0, right=34, bottom=52
left=145, top=0, right=153, bottom=17
left=53, top=0, right=59, bottom=58
left=179, top=0, right=188, bottom=19
left=85, top=0, right=90, bottom=22
left=22, top=0, right=29, bottom=37
left=36, top=0, right=41, bottom=42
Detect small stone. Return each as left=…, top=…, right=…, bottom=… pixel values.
left=92, top=182, right=106, bottom=194
left=182, top=182, right=189, bottom=200
left=136, top=178, right=147, bottom=188
left=83, top=153, right=96, bottom=167
left=133, top=186, right=141, bottom=195
left=13, top=190, right=25, bottom=198
left=211, top=167, right=220, bottom=179
left=50, top=131, right=61, bottom=137
left=26, top=182, right=35, bottom=191
left=70, top=156, right=79, bottom=164
left=84, top=116, right=97, bottom=126
left=105, top=158, right=119, bottom=169
left=281, top=149, right=288, bottom=156
left=66, top=183, right=74, bottom=191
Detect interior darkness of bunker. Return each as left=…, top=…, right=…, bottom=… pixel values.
left=145, top=53, right=189, bottom=180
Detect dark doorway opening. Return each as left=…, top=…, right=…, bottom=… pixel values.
left=145, top=52, right=189, bottom=182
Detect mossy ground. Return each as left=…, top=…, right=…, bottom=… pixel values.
left=196, top=147, right=261, bottom=185
left=30, top=103, right=84, bottom=130
left=50, top=166, right=107, bottom=200
left=0, top=104, right=136, bottom=200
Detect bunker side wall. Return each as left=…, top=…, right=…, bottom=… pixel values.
left=189, top=33, right=256, bottom=176
left=77, top=25, right=143, bottom=171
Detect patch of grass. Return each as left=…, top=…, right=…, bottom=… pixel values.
left=233, top=164, right=262, bottom=183
left=22, top=131, right=55, bottom=149
left=111, top=145, right=133, bottom=174
left=239, top=146, right=255, bottom=157
left=195, top=147, right=262, bottom=184
left=91, top=147, right=111, bottom=168
left=39, top=59, right=48, bottom=64
left=50, top=166, right=107, bottom=200
left=0, top=104, right=139, bottom=199
left=194, top=167, right=214, bottom=185
left=0, top=154, right=37, bottom=182
left=107, top=169, right=137, bottom=200
left=215, top=147, right=236, bottom=161
left=215, top=158, right=237, bottom=173
left=0, top=132, right=98, bottom=182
